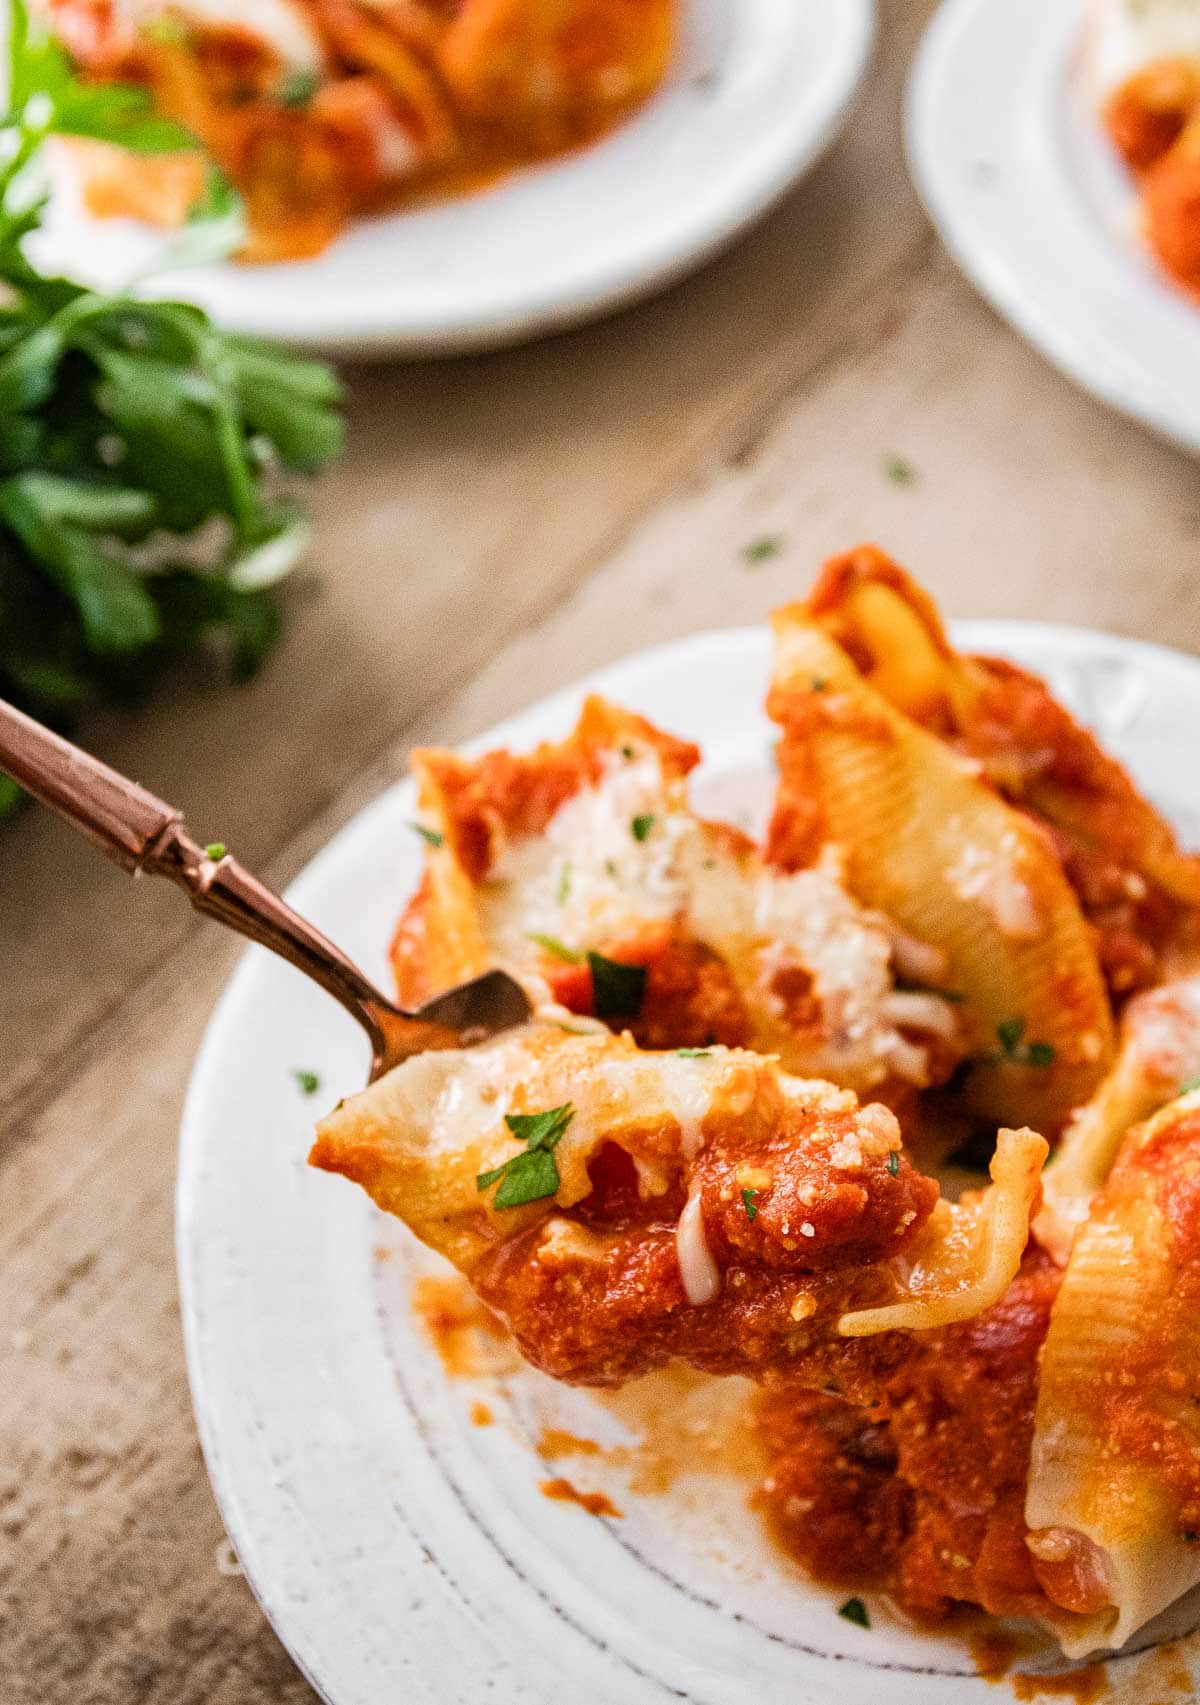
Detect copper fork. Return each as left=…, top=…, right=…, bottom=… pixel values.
left=0, top=699, right=531, bottom=1079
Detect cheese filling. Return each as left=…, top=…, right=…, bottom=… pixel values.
left=480, top=747, right=960, bottom=1090
left=676, top=1190, right=721, bottom=1306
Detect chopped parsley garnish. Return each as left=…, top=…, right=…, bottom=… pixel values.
left=557, top=863, right=571, bottom=904
left=527, top=932, right=584, bottom=964
left=604, top=858, right=620, bottom=879
left=476, top=1104, right=574, bottom=1209
left=278, top=68, right=319, bottom=108
left=883, top=454, right=917, bottom=487
left=886, top=1151, right=899, bottom=1176
left=741, top=534, right=783, bottom=564
left=994, top=1017, right=1055, bottom=1068
left=292, top=1069, right=320, bottom=1096
left=838, top=1597, right=870, bottom=1628
left=676, top=1048, right=711, bottom=1058
left=741, top=1187, right=759, bottom=1221
left=810, top=676, right=828, bottom=693
left=588, top=952, right=646, bottom=1020
left=620, top=744, right=635, bottom=760
left=1181, top=1076, right=1200, bottom=1097
left=204, top=841, right=227, bottom=861
left=1184, top=1530, right=1199, bottom=1544
left=408, top=821, right=444, bottom=848
left=631, top=814, right=655, bottom=842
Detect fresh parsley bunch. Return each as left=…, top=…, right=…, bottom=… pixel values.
left=0, top=0, right=343, bottom=816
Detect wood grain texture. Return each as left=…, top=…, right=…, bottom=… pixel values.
left=3, top=2, right=1199, bottom=1699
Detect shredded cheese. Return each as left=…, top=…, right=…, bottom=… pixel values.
left=676, top=1190, right=721, bottom=1306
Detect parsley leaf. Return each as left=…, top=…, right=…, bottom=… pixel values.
left=278, top=69, right=319, bottom=108
left=292, top=1068, right=320, bottom=1096
left=630, top=813, right=654, bottom=842
left=587, top=952, right=646, bottom=1020
left=886, top=1151, right=899, bottom=1176
left=741, top=534, right=782, bottom=564
left=996, top=1017, right=1026, bottom=1056
left=1181, top=1076, right=1200, bottom=1097
left=204, top=840, right=226, bottom=860
left=994, top=1018, right=1055, bottom=1068
left=838, top=1598, right=870, bottom=1628
left=556, top=862, right=571, bottom=904
left=527, top=932, right=584, bottom=964
left=477, top=1104, right=574, bottom=1209
left=408, top=821, right=444, bottom=848
left=741, top=1187, right=758, bottom=1221
left=675, top=1047, right=711, bottom=1058
left=883, top=454, right=917, bottom=487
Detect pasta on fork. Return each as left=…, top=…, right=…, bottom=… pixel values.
left=311, top=1022, right=1046, bottom=1388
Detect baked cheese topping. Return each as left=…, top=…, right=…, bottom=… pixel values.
left=482, top=748, right=691, bottom=959
left=481, top=746, right=959, bottom=1090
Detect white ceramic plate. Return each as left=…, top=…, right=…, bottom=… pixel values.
left=178, top=617, right=1200, bottom=1705
left=906, top=0, right=1200, bottom=455
left=31, top=0, right=873, bottom=357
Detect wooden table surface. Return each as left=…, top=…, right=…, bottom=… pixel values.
left=4, top=3, right=1200, bottom=1699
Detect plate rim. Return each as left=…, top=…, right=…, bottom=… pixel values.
left=177, top=614, right=1200, bottom=1705
left=904, top=0, right=1200, bottom=456
left=42, top=0, right=876, bottom=358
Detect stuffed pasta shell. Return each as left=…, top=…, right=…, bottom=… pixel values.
left=801, top=543, right=1200, bottom=1000
left=394, top=695, right=967, bottom=1099
left=310, top=1023, right=1046, bottom=1388
left=1027, top=1091, right=1200, bottom=1656
left=766, top=585, right=1115, bottom=1133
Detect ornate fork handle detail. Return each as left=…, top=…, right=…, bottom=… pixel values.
left=0, top=698, right=527, bottom=1075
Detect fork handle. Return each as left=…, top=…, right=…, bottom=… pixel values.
left=0, top=697, right=392, bottom=1047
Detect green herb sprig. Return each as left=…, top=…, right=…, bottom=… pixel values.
left=993, top=1017, right=1055, bottom=1069
left=838, top=1597, right=870, bottom=1629
left=477, top=1104, right=574, bottom=1209
left=588, top=951, right=646, bottom=1020
left=0, top=0, right=342, bottom=817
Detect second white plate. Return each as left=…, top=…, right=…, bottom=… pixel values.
left=34, top=0, right=873, bottom=356
left=906, top=0, right=1200, bottom=455
left=178, top=617, right=1200, bottom=1705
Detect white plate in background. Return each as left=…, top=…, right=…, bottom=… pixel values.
left=906, top=0, right=1200, bottom=455
left=178, top=617, right=1200, bottom=1705
left=33, top=0, right=874, bottom=357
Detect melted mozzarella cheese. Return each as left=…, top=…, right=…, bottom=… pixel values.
left=481, top=749, right=693, bottom=963
left=946, top=835, right=1041, bottom=940
left=479, top=746, right=957, bottom=1088
left=688, top=843, right=955, bottom=1089
left=676, top=1189, right=721, bottom=1305
left=1089, top=0, right=1200, bottom=94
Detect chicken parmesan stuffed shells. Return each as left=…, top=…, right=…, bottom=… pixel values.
left=1026, top=1091, right=1200, bottom=1657
left=394, top=695, right=967, bottom=1099
left=310, top=1024, right=1046, bottom=1388
left=800, top=544, right=1200, bottom=999
left=766, top=593, right=1115, bottom=1133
